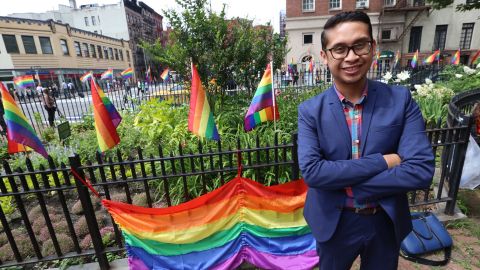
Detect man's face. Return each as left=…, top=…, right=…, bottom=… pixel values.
left=320, top=21, right=376, bottom=86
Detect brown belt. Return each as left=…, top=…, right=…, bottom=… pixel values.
left=340, top=206, right=383, bottom=215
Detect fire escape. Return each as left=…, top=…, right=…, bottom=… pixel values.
left=378, top=0, right=431, bottom=44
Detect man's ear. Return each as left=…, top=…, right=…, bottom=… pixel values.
left=320, top=50, right=328, bottom=65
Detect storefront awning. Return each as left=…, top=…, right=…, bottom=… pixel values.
left=379, top=50, right=394, bottom=59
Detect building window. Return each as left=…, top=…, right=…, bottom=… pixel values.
left=329, top=0, right=341, bottom=9
left=97, top=45, right=103, bottom=58
left=109, top=47, right=114, bottom=59
left=74, top=41, right=82, bottom=56
left=60, top=39, right=69, bottom=55
left=303, top=33, right=313, bottom=44
left=433, top=25, right=447, bottom=50
left=39, top=37, right=53, bottom=54
left=126, top=50, right=130, bottom=61
left=82, top=43, right=90, bottom=57
left=114, top=48, right=119, bottom=60
left=90, top=44, right=97, bottom=58
left=3, top=34, right=19, bottom=53
left=21, top=35, right=37, bottom=54
left=381, top=29, right=392, bottom=40
left=459, top=23, right=474, bottom=50
left=91, top=16, right=96, bottom=26
left=408, top=26, right=422, bottom=53
left=119, top=50, right=124, bottom=61
left=103, top=46, right=109, bottom=59
left=302, top=0, right=314, bottom=11
left=384, top=0, right=395, bottom=6
left=84, top=17, right=89, bottom=26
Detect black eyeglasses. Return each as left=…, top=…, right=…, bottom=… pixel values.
left=326, top=41, right=373, bottom=60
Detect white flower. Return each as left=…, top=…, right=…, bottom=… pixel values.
left=414, top=84, right=422, bottom=91
left=463, top=66, right=476, bottom=75
left=425, top=78, right=433, bottom=85
left=477, top=63, right=480, bottom=69
left=395, top=78, right=401, bottom=83
left=455, top=74, right=463, bottom=78
left=382, top=71, right=393, bottom=81
left=396, top=71, right=410, bottom=81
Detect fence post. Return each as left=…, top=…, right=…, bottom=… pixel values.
left=69, top=154, right=110, bottom=270
left=291, top=133, right=299, bottom=180
left=445, top=119, right=473, bottom=215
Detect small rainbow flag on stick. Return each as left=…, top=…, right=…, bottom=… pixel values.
left=423, top=50, right=440, bottom=65
left=451, top=50, right=460, bottom=65
left=13, top=75, right=35, bottom=89
left=90, top=79, right=122, bottom=152
left=101, top=69, right=113, bottom=80
left=121, top=67, right=133, bottom=79
left=80, top=71, right=93, bottom=83
left=7, top=135, right=30, bottom=154
left=1, top=82, right=48, bottom=158
left=411, top=50, right=419, bottom=68
left=471, top=50, right=480, bottom=65
left=160, top=68, right=170, bottom=82
left=244, top=63, right=280, bottom=132
left=188, top=63, right=220, bottom=141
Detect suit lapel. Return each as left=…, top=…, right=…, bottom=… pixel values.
left=327, top=87, right=351, bottom=151
left=360, top=81, right=377, bottom=155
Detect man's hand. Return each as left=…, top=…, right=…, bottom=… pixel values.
left=383, top=154, right=401, bottom=169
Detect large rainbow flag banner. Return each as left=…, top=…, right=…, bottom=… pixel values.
left=80, top=71, right=93, bottom=83
left=1, top=83, right=48, bottom=158
left=13, top=75, right=35, bottom=89
left=471, top=50, right=480, bottom=65
left=90, top=79, right=122, bottom=152
left=7, top=134, right=30, bottom=154
left=244, top=63, right=279, bottom=132
left=451, top=50, right=460, bottom=65
left=121, top=68, right=134, bottom=79
left=411, top=50, right=419, bottom=68
left=423, top=50, right=440, bottom=65
left=101, top=69, right=114, bottom=80
left=102, top=177, right=318, bottom=270
left=160, top=68, right=169, bottom=82
left=188, top=63, right=220, bottom=141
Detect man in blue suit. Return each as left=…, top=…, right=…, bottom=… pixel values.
left=297, top=11, right=435, bottom=269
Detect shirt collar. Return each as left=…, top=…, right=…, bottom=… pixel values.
left=334, top=82, right=368, bottom=105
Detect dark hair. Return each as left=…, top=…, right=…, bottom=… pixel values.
left=321, top=11, right=373, bottom=50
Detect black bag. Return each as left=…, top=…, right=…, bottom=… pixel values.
left=78, top=92, right=85, bottom=98
left=400, top=212, right=452, bottom=266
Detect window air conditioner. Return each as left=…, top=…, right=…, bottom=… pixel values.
left=356, top=1, right=369, bottom=9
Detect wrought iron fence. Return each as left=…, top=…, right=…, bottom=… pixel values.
left=0, top=124, right=471, bottom=269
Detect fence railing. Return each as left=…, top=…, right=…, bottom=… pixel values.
left=0, top=123, right=471, bottom=269
left=447, top=88, right=480, bottom=143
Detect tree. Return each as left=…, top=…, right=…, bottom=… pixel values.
left=426, top=0, right=480, bottom=11
left=142, top=0, right=288, bottom=102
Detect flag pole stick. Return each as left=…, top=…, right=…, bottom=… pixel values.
left=270, top=60, right=277, bottom=132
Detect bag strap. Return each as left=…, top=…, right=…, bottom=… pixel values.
left=400, top=246, right=451, bottom=266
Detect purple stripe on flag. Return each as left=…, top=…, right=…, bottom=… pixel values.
left=246, top=92, right=273, bottom=115
left=6, top=121, right=48, bottom=157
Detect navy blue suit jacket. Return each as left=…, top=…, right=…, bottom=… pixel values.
left=297, top=80, right=435, bottom=244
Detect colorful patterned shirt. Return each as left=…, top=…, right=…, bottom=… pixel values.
left=334, top=83, right=378, bottom=209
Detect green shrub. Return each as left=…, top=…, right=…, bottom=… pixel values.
left=41, top=234, right=74, bottom=256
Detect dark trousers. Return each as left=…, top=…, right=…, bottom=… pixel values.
left=45, top=106, right=56, bottom=127
left=316, top=209, right=400, bottom=270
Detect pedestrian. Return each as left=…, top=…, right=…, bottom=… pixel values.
left=62, top=81, right=70, bottom=99
left=42, top=87, right=56, bottom=127
left=68, top=81, right=75, bottom=97
left=36, top=83, right=44, bottom=96
left=293, top=71, right=299, bottom=86
left=297, top=11, right=435, bottom=270
left=0, top=90, right=7, bottom=137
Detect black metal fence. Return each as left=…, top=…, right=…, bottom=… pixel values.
left=447, top=88, right=480, bottom=143
left=0, top=123, right=472, bottom=269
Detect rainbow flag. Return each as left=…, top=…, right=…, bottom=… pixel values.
left=80, top=71, right=93, bottom=83
left=244, top=63, right=280, bottom=132
left=288, top=57, right=294, bottom=74
left=102, top=177, right=318, bottom=270
left=371, top=50, right=380, bottom=70
left=423, top=50, right=440, bottom=65
left=308, top=58, right=314, bottom=73
left=121, top=67, right=133, bottom=79
left=188, top=63, right=220, bottom=141
left=1, top=83, right=48, bottom=158
left=160, top=68, right=170, bottom=82
left=101, top=69, right=113, bottom=80
left=90, top=79, right=121, bottom=152
left=411, top=50, right=419, bottom=68
left=470, top=50, right=480, bottom=65
left=451, top=49, right=460, bottom=65
left=394, top=50, right=401, bottom=68
left=7, top=135, right=30, bottom=154
left=13, top=75, right=35, bottom=89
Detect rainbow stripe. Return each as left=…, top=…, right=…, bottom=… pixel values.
left=13, top=75, right=35, bottom=89
left=101, top=69, right=113, bottom=80
left=308, top=58, right=314, bottom=72
left=1, top=83, right=48, bottom=158
left=471, top=50, right=480, bottom=65
left=90, top=79, right=121, bottom=152
left=244, top=64, right=279, bottom=131
left=80, top=71, right=93, bottom=83
left=160, top=68, right=169, bottom=81
left=423, top=50, right=440, bottom=65
left=451, top=50, right=460, bottom=65
left=411, top=50, right=418, bottom=68
left=121, top=68, right=133, bottom=79
left=102, top=177, right=318, bottom=270
left=7, top=135, right=30, bottom=154
left=188, top=63, right=220, bottom=141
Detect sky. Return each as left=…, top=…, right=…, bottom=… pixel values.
left=0, top=0, right=286, bottom=32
